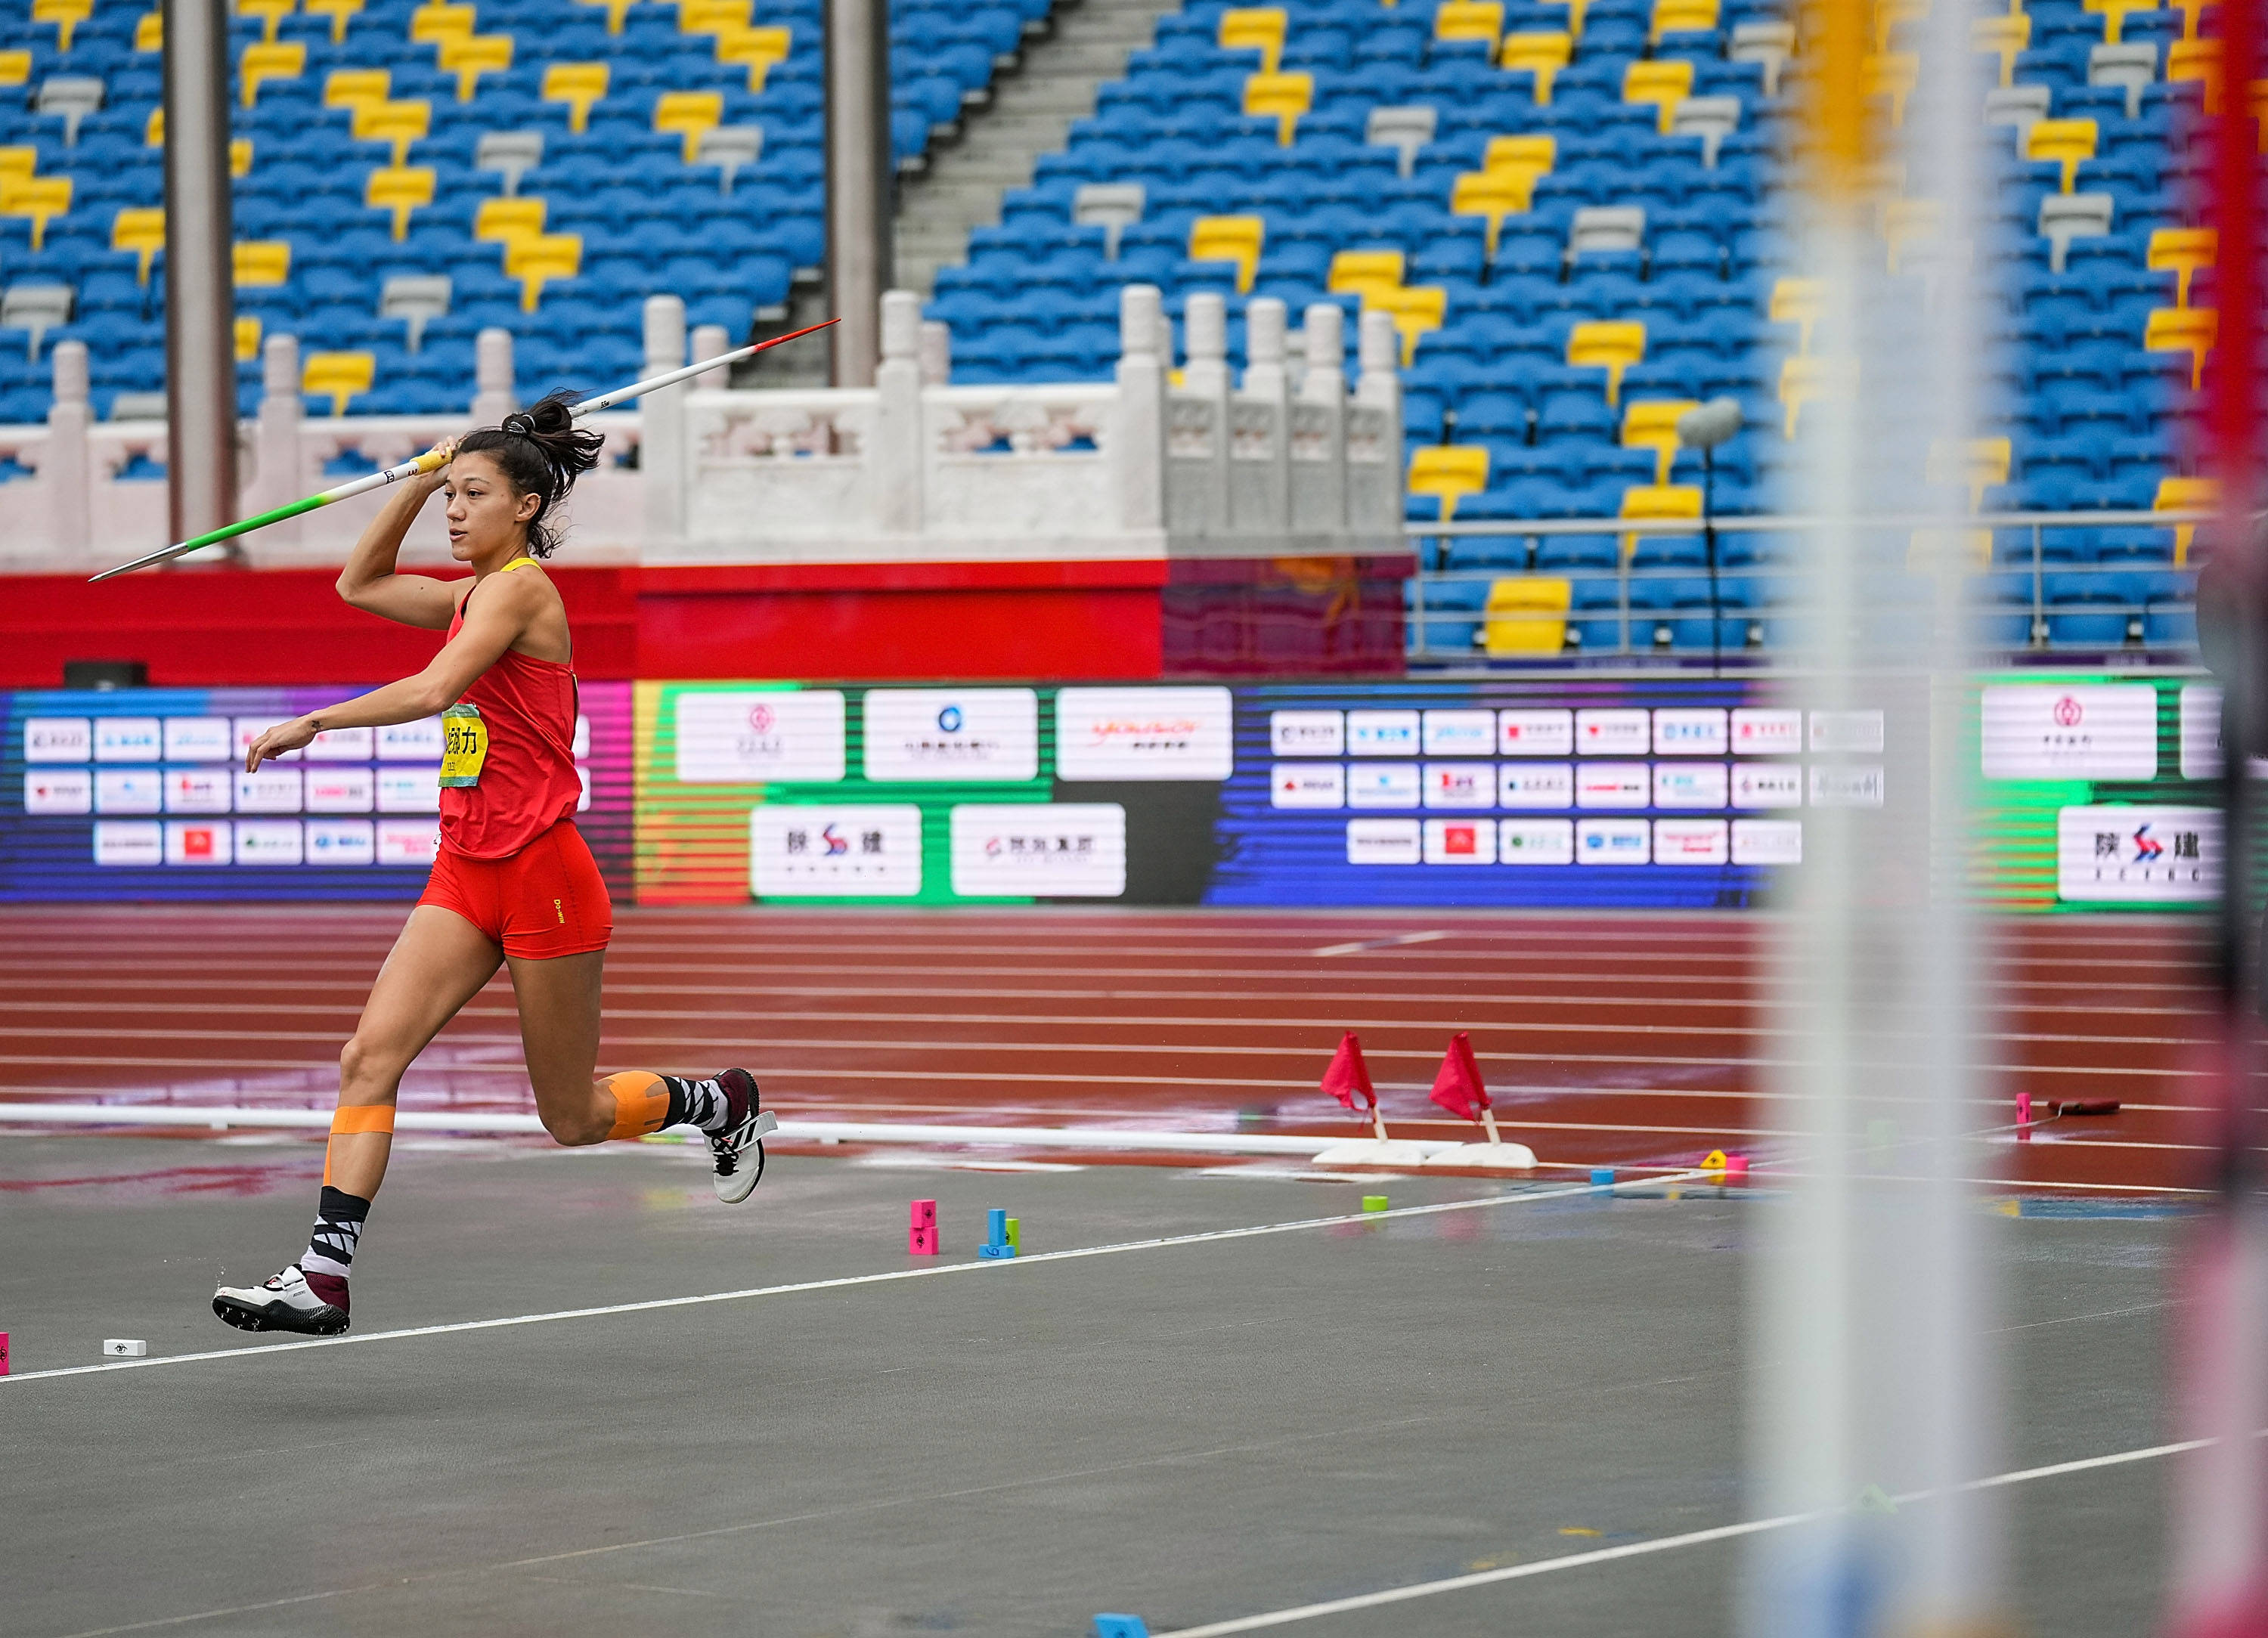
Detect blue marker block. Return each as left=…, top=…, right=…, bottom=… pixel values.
left=985, top=1207, right=1008, bottom=1249
left=1590, top=1166, right=1616, bottom=1194
left=978, top=1242, right=1017, bottom=1259
left=1094, top=1618, right=1150, bottom=1638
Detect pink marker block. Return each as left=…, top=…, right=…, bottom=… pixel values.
left=0, top=1330, right=8, bottom=1376
left=1724, top=1154, right=1749, bottom=1187
left=910, top=1198, right=937, bottom=1228
left=2015, top=1091, right=2033, bottom=1141
left=909, top=1200, right=940, bottom=1256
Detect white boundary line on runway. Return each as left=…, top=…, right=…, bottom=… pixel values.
left=0, top=1175, right=1696, bottom=1387
left=1151, top=1436, right=2237, bottom=1636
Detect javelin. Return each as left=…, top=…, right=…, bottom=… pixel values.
left=88, top=316, right=840, bottom=583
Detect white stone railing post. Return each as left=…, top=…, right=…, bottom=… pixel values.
left=875, top=289, right=924, bottom=535
left=918, top=319, right=951, bottom=386
left=1113, top=283, right=1165, bottom=534
left=45, top=340, right=91, bottom=556
left=1294, top=302, right=1347, bottom=532
left=1177, top=291, right=1232, bottom=534
left=640, top=296, right=687, bottom=545
left=471, top=327, right=516, bottom=426
left=1238, top=296, right=1290, bottom=531
left=1352, top=308, right=1405, bottom=539
left=248, top=332, right=304, bottom=540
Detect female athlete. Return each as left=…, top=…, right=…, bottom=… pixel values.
left=213, top=393, right=771, bottom=1338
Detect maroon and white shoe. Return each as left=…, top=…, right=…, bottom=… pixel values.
left=708, top=1068, right=777, bottom=1203
left=212, top=1265, right=350, bottom=1336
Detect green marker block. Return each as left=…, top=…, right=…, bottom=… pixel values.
left=1004, top=1216, right=1020, bottom=1251
left=1362, top=1195, right=1390, bottom=1213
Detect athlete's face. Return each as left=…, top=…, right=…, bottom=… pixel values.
left=442, top=451, right=541, bottom=565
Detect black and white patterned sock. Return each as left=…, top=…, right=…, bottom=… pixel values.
left=664, top=1076, right=735, bottom=1134
left=299, top=1186, right=368, bottom=1311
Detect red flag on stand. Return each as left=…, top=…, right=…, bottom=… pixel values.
left=1321, top=1031, right=1377, bottom=1113
left=1429, top=1032, right=1491, bottom=1124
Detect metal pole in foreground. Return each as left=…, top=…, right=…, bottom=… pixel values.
left=160, top=0, right=239, bottom=552
left=825, top=0, right=892, bottom=386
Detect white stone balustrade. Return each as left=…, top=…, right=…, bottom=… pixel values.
left=0, top=286, right=1402, bottom=574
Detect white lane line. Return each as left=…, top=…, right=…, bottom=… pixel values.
left=1309, top=930, right=1452, bottom=958
left=1149, top=1436, right=2230, bottom=1637
left=0, top=1174, right=1703, bottom=1387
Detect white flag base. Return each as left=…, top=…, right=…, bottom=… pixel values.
left=1309, top=1138, right=1439, bottom=1168
left=1421, top=1141, right=1540, bottom=1171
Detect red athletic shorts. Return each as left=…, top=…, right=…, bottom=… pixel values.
left=417, top=820, right=612, bottom=959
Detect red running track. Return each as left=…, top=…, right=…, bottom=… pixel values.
left=0, top=906, right=2235, bottom=1194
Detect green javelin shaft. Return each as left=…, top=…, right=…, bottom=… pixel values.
left=88, top=316, right=841, bottom=584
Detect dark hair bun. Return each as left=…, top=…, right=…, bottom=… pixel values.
left=453, top=390, right=605, bottom=558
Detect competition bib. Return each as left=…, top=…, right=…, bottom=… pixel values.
left=439, top=702, right=488, bottom=788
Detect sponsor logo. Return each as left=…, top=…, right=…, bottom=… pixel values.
left=1270, top=710, right=1345, bottom=756
left=1732, top=763, right=1804, bottom=809
left=1498, top=709, right=1575, bottom=757
left=1653, top=709, right=1728, bottom=756
left=94, top=769, right=163, bottom=815
left=1982, top=686, right=2156, bottom=780
left=1055, top=687, right=1234, bottom=782
left=1346, top=763, right=1421, bottom=809
left=1270, top=763, right=1346, bottom=809
left=378, top=718, right=446, bottom=761
left=950, top=803, right=1126, bottom=897
left=1576, top=818, right=1651, bottom=863
left=1576, top=763, right=1650, bottom=809
left=751, top=804, right=924, bottom=897
left=1730, top=708, right=1803, bottom=755
left=1498, top=763, right=1574, bottom=808
left=1424, top=762, right=1496, bottom=810
left=375, top=819, right=441, bottom=865
left=1653, top=763, right=1729, bottom=809
left=93, top=820, right=163, bottom=866
left=1575, top=708, right=1650, bottom=754
left=2057, top=805, right=2218, bottom=903
left=24, top=769, right=91, bottom=815
left=1346, top=710, right=1421, bottom=756
left=1424, top=818, right=1496, bottom=863
left=23, top=717, right=91, bottom=763
left=376, top=766, right=442, bottom=814
left=1731, top=819, right=1804, bottom=865
left=305, top=820, right=376, bottom=866
left=2180, top=684, right=2222, bottom=779
left=1421, top=709, right=1496, bottom=756
left=1809, top=765, right=1885, bottom=807
left=1810, top=711, right=1887, bottom=754
left=1653, top=818, right=1730, bottom=865
left=1498, top=819, right=1575, bottom=865
left=93, top=717, right=162, bottom=763
left=305, top=725, right=376, bottom=761
left=864, top=689, right=1040, bottom=782
left=162, top=717, right=233, bottom=763
left=234, top=767, right=303, bottom=814
left=305, top=767, right=376, bottom=814
left=674, top=689, right=847, bottom=784
left=165, top=820, right=232, bottom=865
left=1345, top=818, right=1421, bottom=864
left=164, top=769, right=232, bottom=815
left=234, top=717, right=302, bottom=763
left=234, top=819, right=305, bottom=866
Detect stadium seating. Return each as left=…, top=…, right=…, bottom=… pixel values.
left=0, top=0, right=1043, bottom=423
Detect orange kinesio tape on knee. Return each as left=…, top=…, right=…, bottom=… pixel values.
left=330, top=1104, right=397, bottom=1135
left=603, top=1071, right=671, bottom=1140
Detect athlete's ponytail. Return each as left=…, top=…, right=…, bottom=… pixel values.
left=454, top=390, right=606, bottom=559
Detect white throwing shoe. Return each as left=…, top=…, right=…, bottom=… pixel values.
left=212, top=1265, right=350, bottom=1336
left=708, top=1068, right=778, bottom=1204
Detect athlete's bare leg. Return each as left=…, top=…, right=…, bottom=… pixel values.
left=504, top=948, right=614, bottom=1144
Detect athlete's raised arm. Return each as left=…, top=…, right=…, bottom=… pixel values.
left=333, top=435, right=463, bottom=630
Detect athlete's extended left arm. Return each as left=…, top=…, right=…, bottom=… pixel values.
left=243, top=575, right=541, bottom=769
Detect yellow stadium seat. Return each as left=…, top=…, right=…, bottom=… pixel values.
left=1367, top=285, right=1448, bottom=365
left=1485, top=132, right=1555, bottom=177
left=1483, top=577, right=1571, bottom=656
left=232, top=137, right=253, bottom=175
left=0, top=147, right=34, bottom=184
left=305, top=0, right=364, bottom=42
left=112, top=205, right=165, bottom=282
left=2169, top=37, right=2220, bottom=110
left=1865, top=51, right=1919, bottom=125
left=2, top=173, right=69, bottom=251
left=1970, top=12, right=2031, bottom=85
left=0, top=50, right=29, bottom=85
left=2172, top=0, right=2214, bottom=36
left=2149, top=227, right=2216, bottom=307
left=1568, top=320, right=1646, bottom=406
left=1770, top=277, right=1826, bottom=353
left=654, top=88, right=723, bottom=161
left=1450, top=169, right=1537, bottom=256
left=1408, top=444, right=1489, bottom=521
left=714, top=24, right=790, bottom=92
left=32, top=0, right=91, bottom=53
left=1500, top=32, right=1572, bottom=102
left=2025, top=117, right=2096, bottom=192
left=304, top=351, right=376, bottom=416
left=2157, top=475, right=2217, bottom=564
left=1243, top=70, right=1312, bottom=144
left=1778, top=354, right=1858, bottom=438
left=1926, top=436, right=2011, bottom=512
left=678, top=0, right=750, bottom=33
left=236, top=314, right=262, bottom=362
left=1537, top=0, right=1592, bottom=39
left=144, top=107, right=162, bottom=144
left=476, top=194, right=547, bottom=243
left=366, top=166, right=435, bottom=238
left=237, top=0, right=296, bottom=45
left=1880, top=195, right=1941, bottom=272
left=1219, top=7, right=1287, bottom=71
left=439, top=33, right=513, bottom=101
left=2084, top=0, right=2158, bottom=42
left=506, top=232, right=581, bottom=310
left=239, top=42, right=306, bottom=107
left=1622, top=398, right=1700, bottom=484
left=409, top=2, right=476, bottom=45
left=2146, top=305, right=2216, bottom=389
left=1873, top=0, right=1926, bottom=53
left=1651, top=0, right=1717, bottom=43
left=325, top=67, right=389, bottom=107
left=544, top=63, right=609, bottom=131
left=1189, top=215, right=1265, bottom=293
left=1619, top=484, right=1701, bottom=559
left=135, top=11, right=161, bottom=50
left=352, top=98, right=430, bottom=166
left=231, top=240, right=292, bottom=286
left=1328, top=249, right=1405, bottom=300
left=1622, top=59, right=1693, bottom=132
left=577, top=0, right=636, bottom=31
left=1435, top=1, right=1504, bottom=51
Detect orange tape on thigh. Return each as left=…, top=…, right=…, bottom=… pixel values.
left=603, top=1071, right=671, bottom=1141
left=330, top=1104, right=398, bottom=1135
